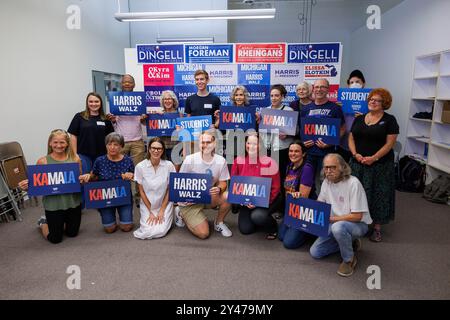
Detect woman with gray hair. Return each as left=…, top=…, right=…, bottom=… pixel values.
left=289, top=81, right=313, bottom=111
left=80, top=132, right=135, bottom=233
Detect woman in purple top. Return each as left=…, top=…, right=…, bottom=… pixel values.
left=278, top=140, right=317, bottom=249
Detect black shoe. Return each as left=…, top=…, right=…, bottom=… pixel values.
left=231, top=204, right=239, bottom=214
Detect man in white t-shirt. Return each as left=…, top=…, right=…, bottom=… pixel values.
left=310, top=153, right=372, bottom=277
left=178, top=130, right=232, bottom=239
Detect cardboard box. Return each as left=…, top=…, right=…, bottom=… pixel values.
left=442, top=101, right=450, bottom=124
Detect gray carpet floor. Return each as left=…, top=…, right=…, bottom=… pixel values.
left=0, top=191, right=449, bottom=300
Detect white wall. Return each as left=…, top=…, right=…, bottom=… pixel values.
left=349, top=0, right=450, bottom=152
left=0, top=0, right=129, bottom=163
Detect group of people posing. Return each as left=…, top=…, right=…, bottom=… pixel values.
left=19, top=69, right=399, bottom=277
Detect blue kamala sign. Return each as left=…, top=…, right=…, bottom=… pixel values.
left=219, top=106, right=256, bottom=130
left=27, top=163, right=81, bottom=196
left=283, top=194, right=331, bottom=238
left=300, top=117, right=341, bottom=145
left=259, top=108, right=299, bottom=136
left=84, top=179, right=131, bottom=209
left=146, top=113, right=179, bottom=137
left=227, top=176, right=271, bottom=208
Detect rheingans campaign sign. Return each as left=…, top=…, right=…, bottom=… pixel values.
left=137, top=44, right=184, bottom=64
left=84, top=179, right=131, bottom=209
left=219, top=106, right=256, bottom=130
left=283, top=194, right=331, bottom=238
left=27, top=163, right=80, bottom=196
left=108, top=92, right=146, bottom=115
left=259, top=108, right=299, bottom=136
left=300, top=117, right=341, bottom=145
left=146, top=113, right=179, bottom=137
left=338, top=88, right=372, bottom=114
left=185, top=44, right=233, bottom=64
left=228, top=176, right=271, bottom=208
left=169, top=173, right=212, bottom=204
left=176, top=115, right=212, bottom=141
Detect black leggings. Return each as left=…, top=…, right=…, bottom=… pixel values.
left=45, top=206, right=82, bottom=244
left=238, top=206, right=277, bottom=235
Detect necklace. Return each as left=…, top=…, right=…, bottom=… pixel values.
left=366, top=112, right=383, bottom=125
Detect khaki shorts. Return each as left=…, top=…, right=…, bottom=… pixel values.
left=180, top=203, right=213, bottom=228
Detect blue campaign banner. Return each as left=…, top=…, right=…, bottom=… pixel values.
left=27, top=163, right=80, bottom=196
left=338, top=88, right=371, bottom=114
left=287, top=43, right=340, bottom=63
left=108, top=92, right=146, bottom=115
left=208, top=84, right=234, bottom=106
left=144, top=86, right=174, bottom=107
left=174, top=63, right=205, bottom=85
left=176, top=115, right=212, bottom=141
left=300, top=117, right=341, bottom=145
left=259, top=108, right=299, bottom=136
left=283, top=194, right=331, bottom=238
left=147, top=113, right=179, bottom=137
left=227, top=176, right=271, bottom=208
left=185, top=44, right=233, bottom=63
left=137, top=44, right=184, bottom=64
left=174, top=85, right=198, bottom=112
left=246, top=85, right=271, bottom=108
left=238, top=64, right=271, bottom=85
left=219, top=106, right=256, bottom=130
left=84, top=179, right=131, bottom=209
left=169, top=173, right=212, bottom=204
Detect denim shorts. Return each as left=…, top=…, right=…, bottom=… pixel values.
left=98, top=204, right=133, bottom=227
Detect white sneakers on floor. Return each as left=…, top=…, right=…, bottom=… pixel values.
left=174, top=206, right=185, bottom=228
left=214, top=221, right=232, bottom=237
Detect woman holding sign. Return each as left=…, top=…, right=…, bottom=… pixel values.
left=133, top=138, right=176, bottom=240
left=231, top=134, right=280, bottom=239
left=80, top=133, right=135, bottom=233
left=348, top=88, right=399, bottom=242
left=18, top=129, right=83, bottom=244
left=278, top=141, right=317, bottom=248
left=158, top=90, right=182, bottom=162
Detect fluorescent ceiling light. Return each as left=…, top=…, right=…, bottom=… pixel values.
left=157, top=37, right=214, bottom=44
left=114, top=9, right=276, bottom=22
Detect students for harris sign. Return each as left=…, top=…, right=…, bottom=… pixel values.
left=259, top=108, right=299, bottom=136
left=283, top=194, right=331, bottom=238
left=169, top=173, right=212, bottom=204
left=228, top=176, right=271, bottom=208
left=108, top=92, right=146, bottom=115
left=27, top=163, right=80, bottom=196
left=300, top=117, right=341, bottom=145
left=84, top=179, right=131, bottom=209
left=176, top=115, right=212, bottom=141
left=219, top=106, right=256, bottom=130
left=338, top=88, right=371, bottom=114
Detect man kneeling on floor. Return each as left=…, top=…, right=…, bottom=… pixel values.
left=310, top=153, right=372, bottom=277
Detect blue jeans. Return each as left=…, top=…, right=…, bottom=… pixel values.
left=98, top=204, right=133, bottom=227
left=78, top=154, right=96, bottom=208
left=310, top=221, right=368, bottom=262
left=278, top=221, right=311, bottom=249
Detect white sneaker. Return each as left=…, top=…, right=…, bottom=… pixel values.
left=174, top=206, right=185, bottom=228
left=214, top=221, right=232, bottom=237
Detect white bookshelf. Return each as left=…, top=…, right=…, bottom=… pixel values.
left=406, top=51, right=450, bottom=183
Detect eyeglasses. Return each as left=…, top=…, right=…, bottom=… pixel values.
left=315, top=86, right=329, bottom=90
left=150, top=147, right=163, bottom=152
left=368, top=98, right=383, bottom=104
left=324, top=165, right=337, bottom=171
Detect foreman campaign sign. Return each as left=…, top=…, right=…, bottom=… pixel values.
left=227, top=176, right=271, bottom=208
left=27, top=163, right=80, bottom=196
left=338, top=88, right=372, bottom=114
left=169, top=173, right=212, bottom=204
left=108, top=92, right=146, bottom=115
left=283, top=194, right=331, bottom=238
left=84, top=179, right=131, bottom=209
left=300, top=117, right=341, bottom=145
left=259, top=108, right=299, bottom=136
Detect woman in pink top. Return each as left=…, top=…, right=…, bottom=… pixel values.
left=231, top=134, right=281, bottom=239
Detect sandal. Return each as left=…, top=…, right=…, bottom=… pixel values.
left=266, top=232, right=278, bottom=240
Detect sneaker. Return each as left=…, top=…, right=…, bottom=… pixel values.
left=352, top=238, right=362, bottom=252
left=37, top=215, right=47, bottom=227
left=370, top=229, right=382, bottom=242
left=214, top=221, right=232, bottom=237
left=174, top=206, right=185, bottom=228
left=337, top=256, right=357, bottom=277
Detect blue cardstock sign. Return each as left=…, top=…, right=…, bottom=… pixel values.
left=283, top=194, right=331, bottom=238
left=169, top=173, right=212, bottom=204
left=176, top=115, right=212, bottom=141
left=108, top=92, right=146, bottom=115
left=338, top=88, right=371, bottom=114
left=227, top=176, right=271, bottom=208
left=27, top=163, right=81, bottom=196
left=300, top=117, right=341, bottom=145
left=84, top=179, right=131, bottom=209
left=259, top=108, right=299, bottom=136
left=137, top=44, right=184, bottom=64
left=146, top=113, right=179, bottom=137
left=219, top=106, right=256, bottom=130
left=185, top=44, right=233, bottom=63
